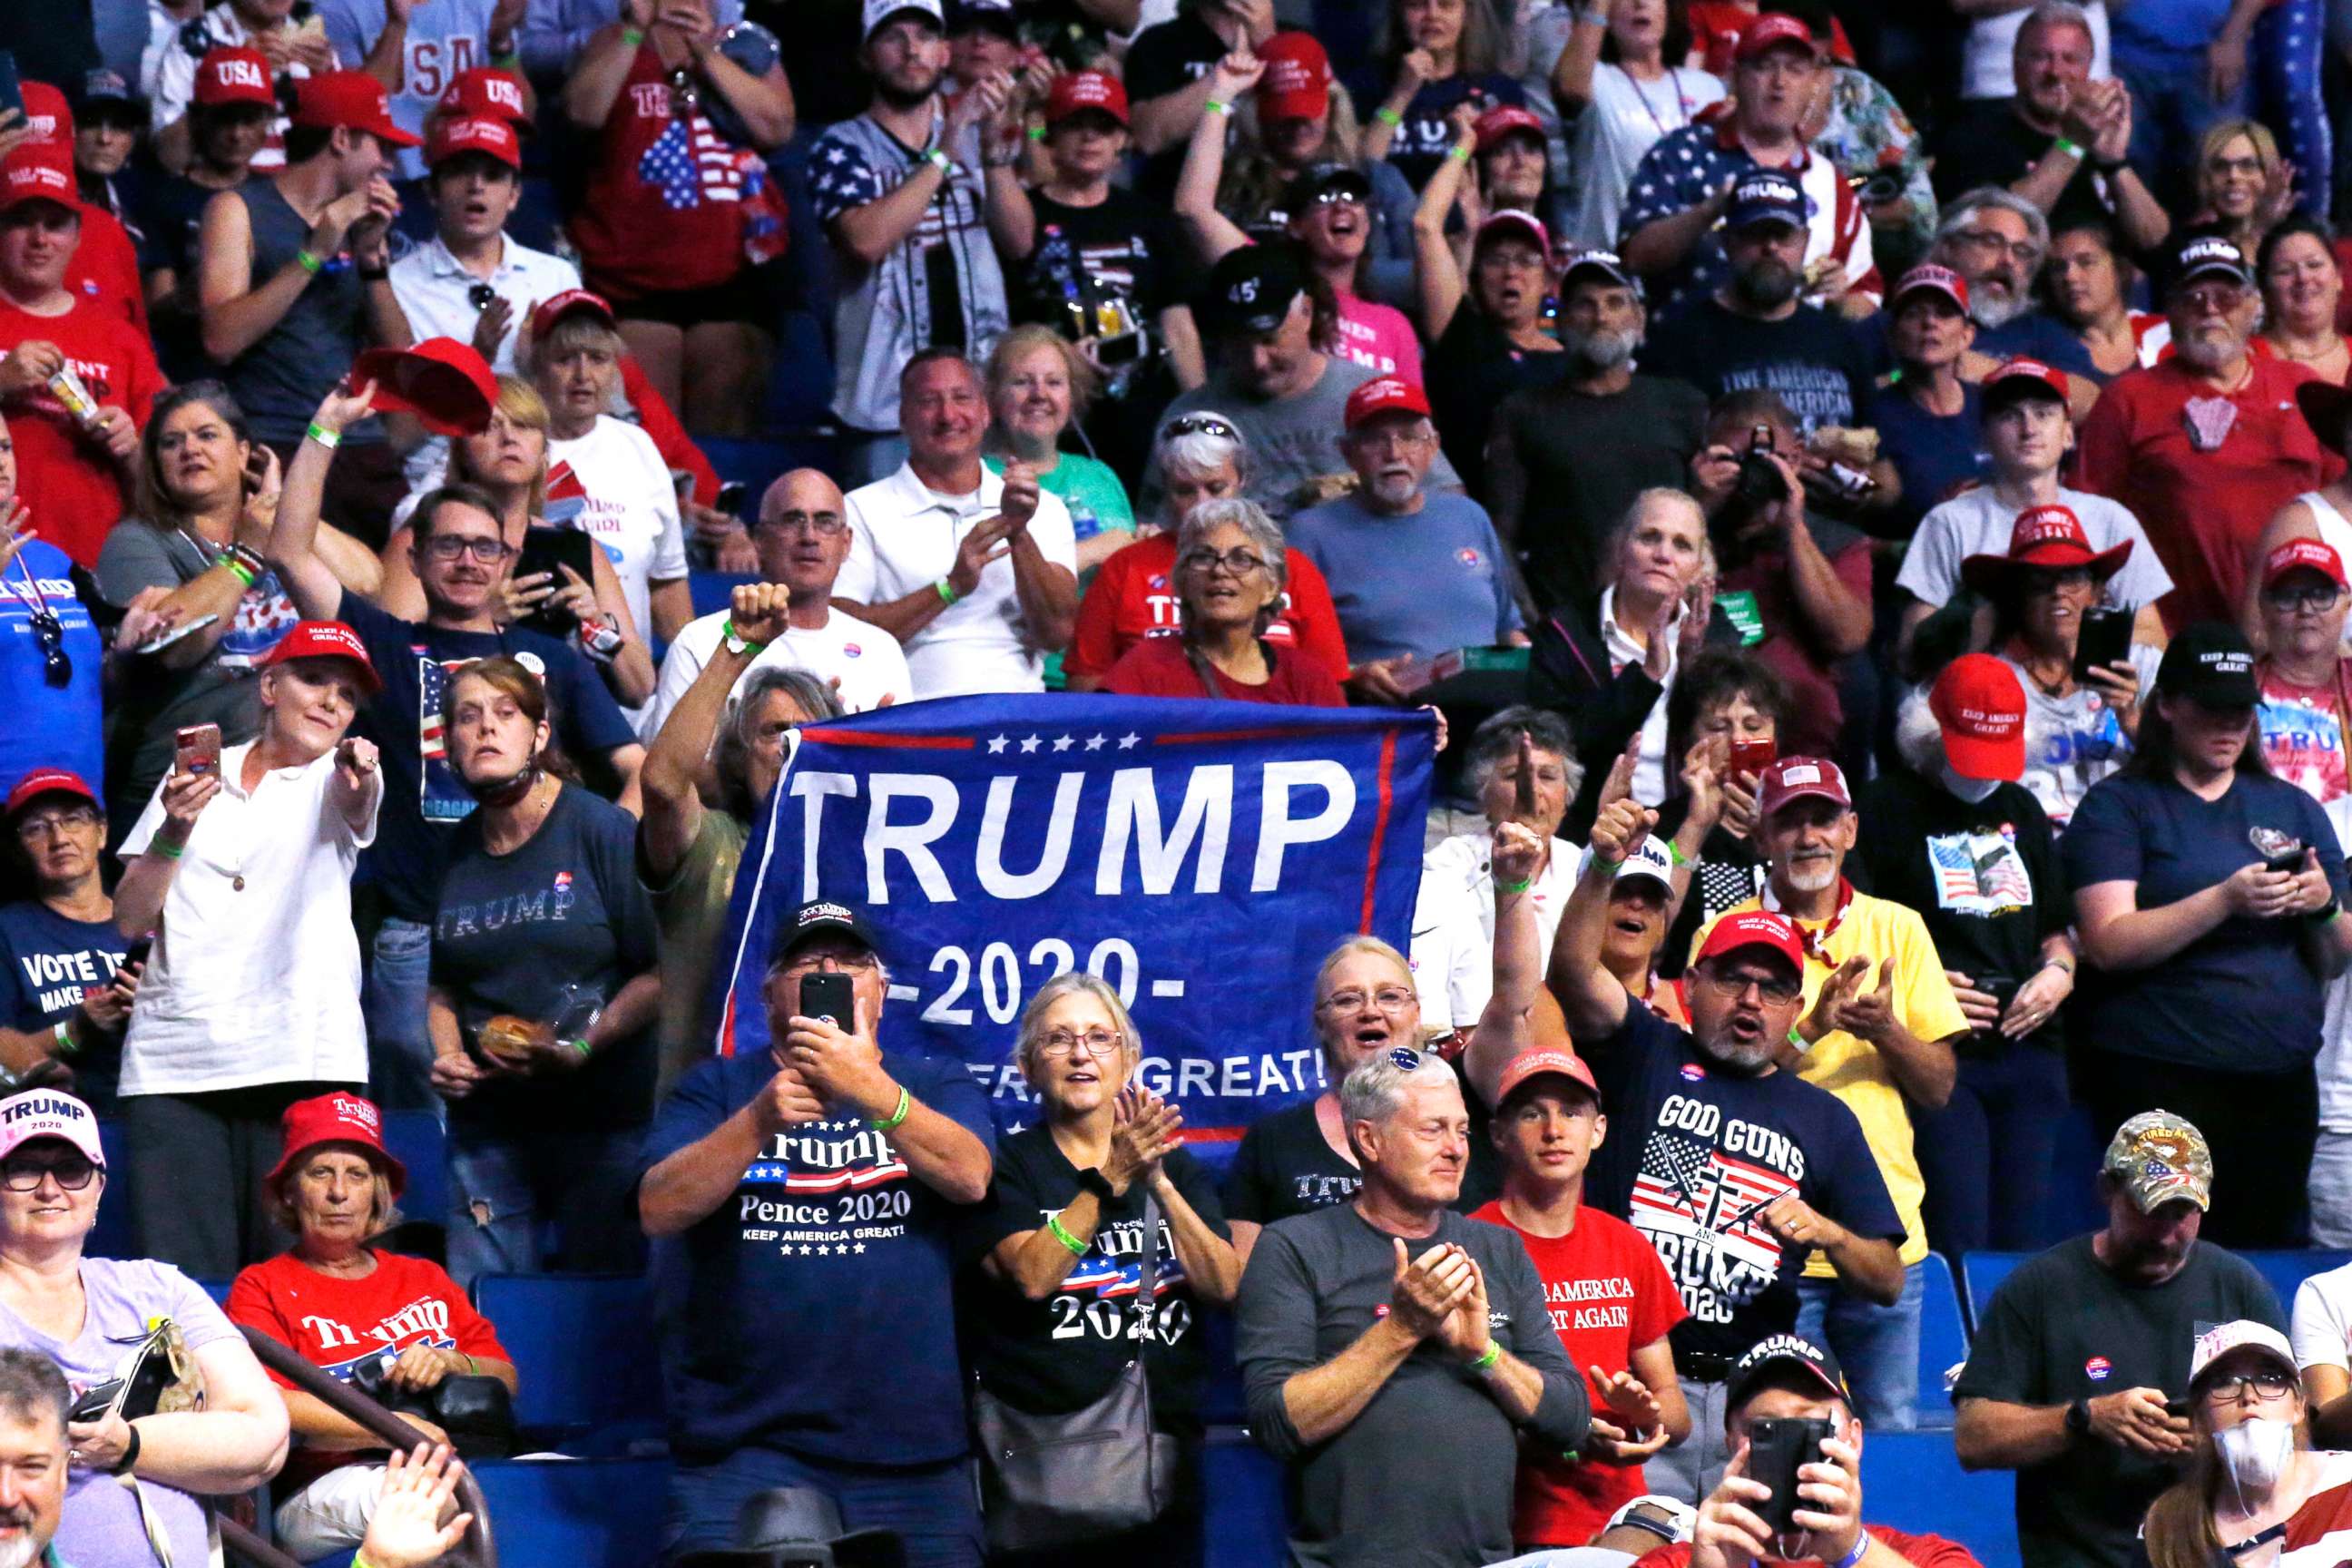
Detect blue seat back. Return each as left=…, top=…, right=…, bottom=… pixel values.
left=469, top=1457, right=671, bottom=1568
left=1963, top=1252, right=2030, bottom=1332
left=1916, top=1252, right=1967, bottom=1427
left=473, top=1273, right=664, bottom=1438
left=1202, top=1430, right=1289, bottom=1568
left=87, top=1118, right=131, bottom=1260
left=1859, top=1430, right=2019, bottom=1568
left=380, top=1111, right=447, bottom=1231
left=197, top=1278, right=231, bottom=1308
left=2243, top=1250, right=2352, bottom=1318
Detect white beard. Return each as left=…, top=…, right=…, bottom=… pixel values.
left=1970, top=289, right=2028, bottom=330
left=0, top=1526, right=44, bottom=1568
left=1782, top=858, right=1840, bottom=893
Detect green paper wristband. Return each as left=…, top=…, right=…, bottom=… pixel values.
left=871, top=1085, right=912, bottom=1132
left=1046, top=1214, right=1088, bottom=1256
left=306, top=421, right=341, bottom=449
left=1374, top=105, right=1404, bottom=127
left=295, top=249, right=323, bottom=275
left=152, top=839, right=183, bottom=861
left=2053, top=136, right=2084, bottom=159
left=1495, top=876, right=1533, bottom=896
left=1205, top=98, right=1230, bottom=116
left=52, top=1022, right=76, bottom=1060
left=936, top=577, right=960, bottom=606
left=621, top=25, right=646, bottom=44
left=1470, top=1342, right=1502, bottom=1372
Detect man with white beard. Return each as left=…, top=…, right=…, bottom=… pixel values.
left=1486, top=250, right=1710, bottom=614
left=1929, top=186, right=2102, bottom=378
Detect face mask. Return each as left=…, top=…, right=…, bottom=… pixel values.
left=1939, top=762, right=2002, bottom=803
left=2215, top=1416, right=2296, bottom=1507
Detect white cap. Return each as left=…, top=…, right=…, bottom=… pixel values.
left=2189, top=1320, right=2298, bottom=1387
left=863, top=0, right=945, bottom=38
left=1583, top=835, right=1676, bottom=893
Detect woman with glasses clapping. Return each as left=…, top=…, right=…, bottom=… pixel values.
left=1101, top=499, right=1345, bottom=704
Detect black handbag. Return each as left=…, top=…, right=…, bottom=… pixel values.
left=351, top=1355, right=519, bottom=1459
left=970, top=1195, right=1179, bottom=1554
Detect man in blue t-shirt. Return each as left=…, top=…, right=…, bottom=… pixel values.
left=0, top=769, right=129, bottom=1108
left=1536, top=792, right=1906, bottom=1506
left=640, top=897, right=995, bottom=1567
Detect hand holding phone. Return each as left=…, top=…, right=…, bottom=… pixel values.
left=1745, top=1416, right=1837, bottom=1534
left=1729, top=736, right=1777, bottom=781
left=173, top=724, right=222, bottom=779
left=799, top=972, right=855, bottom=1031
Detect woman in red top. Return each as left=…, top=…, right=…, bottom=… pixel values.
left=1104, top=498, right=1348, bottom=704
left=226, top=1093, right=517, bottom=1562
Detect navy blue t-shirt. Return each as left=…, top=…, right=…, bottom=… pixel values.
left=2062, top=769, right=2351, bottom=1073
left=1581, top=1002, right=1904, bottom=1362
left=1642, top=299, right=1880, bottom=439
left=1973, top=311, right=2099, bottom=380
left=644, top=1044, right=996, bottom=1466
left=1344, top=70, right=1528, bottom=191
left=332, top=588, right=636, bottom=923
left=1864, top=382, right=1985, bottom=536
left=0, top=901, right=125, bottom=1105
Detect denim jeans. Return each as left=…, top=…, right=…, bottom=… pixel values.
left=365, top=916, right=437, bottom=1113
left=1794, top=1260, right=1926, bottom=1432
left=443, top=1115, right=647, bottom=1290
left=662, top=1446, right=982, bottom=1568
left=1912, top=1044, right=2070, bottom=1256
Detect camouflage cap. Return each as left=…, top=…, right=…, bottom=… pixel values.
left=2102, top=1110, right=2213, bottom=1214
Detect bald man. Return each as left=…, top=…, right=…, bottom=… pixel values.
left=638, top=469, right=916, bottom=739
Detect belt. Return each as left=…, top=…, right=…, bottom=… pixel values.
left=1680, top=1351, right=1738, bottom=1384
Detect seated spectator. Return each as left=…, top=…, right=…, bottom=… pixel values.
left=2294, top=1258, right=2352, bottom=1443
left=0, top=772, right=130, bottom=1105
left=1652, top=647, right=1786, bottom=967
left=150, top=0, right=333, bottom=175
left=639, top=898, right=995, bottom=1564
left=1153, top=245, right=1462, bottom=520
left=136, top=48, right=277, bottom=383
left=0, top=1086, right=291, bottom=1568
left=559, top=0, right=790, bottom=435
left=640, top=583, right=846, bottom=1093
left=1860, top=656, right=2073, bottom=1257
left=1470, top=1047, right=1691, bottom=1550
left=2251, top=539, right=2352, bottom=805
left=1063, top=411, right=1350, bottom=691
left=2253, top=379, right=2352, bottom=648
left=1350, top=0, right=1532, bottom=193
left=113, top=620, right=383, bottom=1276
left=1487, top=250, right=1707, bottom=613
left=226, top=1092, right=517, bottom=1560
left=428, top=656, right=658, bottom=1285
left=1122, top=0, right=1278, bottom=204
left=1285, top=376, right=1522, bottom=703
left=1868, top=267, right=1981, bottom=537
left=2043, top=213, right=2165, bottom=380
left=0, top=143, right=159, bottom=570
left=982, top=328, right=1138, bottom=622
left=2064, top=622, right=2352, bottom=1248
left=1549, top=0, right=1725, bottom=253
left=1955, top=1112, right=2285, bottom=1568
left=0, top=416, right=105, bottom=801
left=67, top=71, right=143, bottom=239
left=1102, top=498, right=1344, bottom=704
left=2077, top=232, right=2340, bottom=632
left=1410, top=191, right=1567, bottom=498
left=1927, top=187, right=2098, bottom=384
left=94, top=384, right=381, bottom=834
left=960, top=974, right=1240, bottom=1566
left=319, top=6, right=533, bottom=186
left=836, top=349, right=1078, bottom=699
left=1234, top=1046, right=1590, bottom=1568
left=2191, top=118, right=2288, bottom=266
left=2259, top=216, right=2346, bottom=387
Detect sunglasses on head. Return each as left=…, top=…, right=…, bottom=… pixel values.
left=467, top=282, right=498, bottom=312
left=1161, top=415, right=1239, bottom=443
left=1386, top=1045, right=1422, bottom=1072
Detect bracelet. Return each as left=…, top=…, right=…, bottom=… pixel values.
left=1026, top=124, right=1047, bottom=141
left=925, top=147, right=955, bottom=174
left=1590, top=853, right=1623, bottom=872
left=1666, top=840, right=1689, bottom=867
left=2317, top=897, right=2344, bottom=924
left=295, top=248, right=323, bottom=275
left=935, top=577, right=960, bottom=606
left=113, top=1423, right=140, bottom=1476
left=870, top=1084, right=912, bottom=1132
left=1374, top=105, right=1405, bottom=128
left=306, top=421, right=341, bottom=449
left=1830, top=1532, right=1869, bottom=1568
left=224, top=558, right=257, bottom=588
left=1494, top=876, right=1533, bottom=896
left=621, top=25, right=645, bottom=44
left=567, top=1037, right=592, bottom=1058
left=1469, top=1342, right=1502, bottom=1373
left=358, top=263, right=389, bottom=282
left=1205, top=97, right=1230, bottom=116
left=52, top=1020, right=77, bottom=1060
left=2052, top=136, right=2084, bottom=160
left=1046, top=1213, right=1088, bottom=1257
left=720, top=616, right=768, bottom=655
left=462, top=1354, right=480, bottom=1375
left=2039, top=956, right=2075, bottom=975
left=1788, top=1026, right=1811, bottom=1051
left=151, top=838, right=184, bottom=861
left=1446, top=142, right=1474, bottom=163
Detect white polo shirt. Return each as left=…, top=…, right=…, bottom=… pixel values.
left=388, top=234, right=583, bottom=377
left=119, top=742, right=381, bottom=1095
left=1597, top=584, right=1684, bottom=806
left=838, top=463, right=1078, bottom=698
left=640, top=605, right=914, bottom=740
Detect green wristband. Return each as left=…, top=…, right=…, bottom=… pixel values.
left=1470, top=1342, right=1502, bottom=1372
left=1026, top=124, right=1047, bottom=141
left=151, top=838, right=183, bottom=861
left=1495, top=876, right=1534, bottom=896
left=1667, top=840, right=1688, bottom=867
left=52, top=1021, right=77, bottom=1060
left=1046, top=1213, right=1088, bottom=1257
left=926, top=147, right=955, bottom=174
left=936, top=577, right=960, bottom=606
left=567, top=1037, right=592, bottom=1059
left=1205, top=98, right=1230, bottom=116
left=870, top=1085, right=912, bottom=1132
left=1447, top=142, right=1475, bottom=162
left=225, top=558, right=258, bottom=588
left=1789, top=1027, right=1811, bottom=1051
left=621, top=25, right=646, bottom=44
left=1374, top=105, right=1404, bottom=127
left=306, top=421, right=341, bottom=449
left=295, top=248, right=323, bottom=275
left=2053, top=136, right=2084, bottom=160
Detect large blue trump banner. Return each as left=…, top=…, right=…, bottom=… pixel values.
left=711, top=694, right=1435, bottom=1144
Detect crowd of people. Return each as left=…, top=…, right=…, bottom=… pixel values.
left=10, top=0, right=2352, bottom=1564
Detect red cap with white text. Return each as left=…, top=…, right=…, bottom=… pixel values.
left=1929, top=653, right=2027, bottom=782
left=2264, top=538, right=2348, bottom=591
left=1343, top=376, right=1432, bottom=430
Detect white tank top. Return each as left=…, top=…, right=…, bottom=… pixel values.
left=2294, top=490, right=2352, bottom=656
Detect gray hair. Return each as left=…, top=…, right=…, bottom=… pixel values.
left=1176, top=497, right=1289, bottom=633
left=1014, top=971, right=1142, bottom=1082
left=0, top=1350, right=69, bottom=1436
left=1154, top=411, right=1255, bottom=492
left=1937, top=186, right=2052, bottom=259
left=715, top=666, right=845, bottom=820
left=2016, top=1, right=2096, bottom=52
left=1465, top=706, right=1583, bottom=801
left=1338, top=1045, right=1457, bottom=1136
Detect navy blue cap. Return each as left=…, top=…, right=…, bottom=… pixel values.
left=1725, top=172, right=1807, bottom=232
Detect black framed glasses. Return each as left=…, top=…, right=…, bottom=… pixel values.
left=29, top=608, right=69, bottom=689
left=1177, top=545, right=1267, bottom=577
left=1161, top=415, right=1240, bottom=443
left=422, top=535, right=516, bottom=563
left=0, top=1152, right=97, bottom=1192
left=2201, top=1371, right=2296, bottom=1406
left=1693, top=966, right=1805, bottom=1005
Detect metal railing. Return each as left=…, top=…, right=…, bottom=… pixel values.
left=222, top=1327, right=497, bottom=1568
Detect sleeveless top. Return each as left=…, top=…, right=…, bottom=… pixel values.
left=226, top=180, right=377, bottom=446
left=2294, top=490, right=2352, bottom=656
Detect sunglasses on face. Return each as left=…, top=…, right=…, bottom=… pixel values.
left=0, top=1153, right=97, bottom=1192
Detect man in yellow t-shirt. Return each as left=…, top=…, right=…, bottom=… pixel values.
left=1688, top=755, right=1967, bottom=1433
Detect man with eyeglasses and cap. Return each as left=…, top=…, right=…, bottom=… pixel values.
left=640, top=898, right=995, bottom=1566
left=0, top=771, right=130, bottom=1110
left=1524, top=789, right=1903, bottom=1504
left=1955, top=1111, right=2285, bottom=1568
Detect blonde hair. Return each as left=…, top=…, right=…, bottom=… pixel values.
left=985, top=325, right=1103, bottom=427
left=449, top=375, right=551, bottom=519
left=1220, top=85, right=1365, bottom=227
left=2200, top=118, right=2281, bottom=190
left=1315, top=936, right=1415, bottom=998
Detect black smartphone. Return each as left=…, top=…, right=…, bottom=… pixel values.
left=66, top=1379, right=122, bottom=1425
left=121, top=937, right=152, bottom=972
left=799, top=972, right=854, bottom=1031
left=1974, top=970, right=2017, bottom=1024
left=2266, top=847, right=2308, bottom=875
left=2164, top=1396, right=2190, bottom=1419
left=514, top=526, right=596, bottom=635
left=714, top=480, right=748, bottom=518
left=0, top=53, right=22, bottom=123
left=2071, top=605, right=2133, bottom=684
left=1747, top=1416, right=1837, bottom=1534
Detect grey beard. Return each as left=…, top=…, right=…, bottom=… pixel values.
left=1970, top=288, right=2029, bottom=331
left=2175, top=332, right=2240, bottom=374
left=1781, top=858, right=1840, bottom=893
left=1698, top=1028, right=1779, bottom=1073
left=1368, top=474, right=1421, bottom=508
left=1564, top=325, right=1640, bottom=374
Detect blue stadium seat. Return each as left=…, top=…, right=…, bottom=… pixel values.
left=1859, top=1430, right=2019, bottom=1568
left=689, top=572, right=760, bottom=621
left=1916, top=1253, right=1968, bottom=1428
left=2244, top=1251, right=2352, bottom=1316
left=1200, top=1303, right=1246, bottom=1426
left=472, top=1273, right=664, bottom=1445
left=1202, top=1428, right=1288, bottom=1568
left=197, top=1278, right=231, bottom=1308
left=468, top=1457, right=671, bottom=1568
left=2039, top=1106, right=2108, bottom=1241
left=88, top=1118, right=131, bottom=1261
left=381, top=1112, right=447, bottom=1232
left=1962, top=1252, right=2029, bottom=1332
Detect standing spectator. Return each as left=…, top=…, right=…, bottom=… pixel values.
left=2043, top=215, right=2165, bottom=381
left=322, top=0, right=530, bottom=185
left=137, top=46, right=279, bottom=384
left=1234, top=1046, right=1592, bottom=1568
left=1470, top=1046, right=1691, bottom=1550
left=1463, top=103, right=1564, bottom=246
left=2258, top=215, right=2347, bottom=388
left=1409, top=180, right=1567, bottom=497
left=1486, top=249, right=1706, bottom=613
left=150, top=0, right=335, bottom=175
left=0, top=771, right=131, bottom=1105
left=1122, top=0, right=1278, bottom=205
left=0, top=419, right=105, bottom=800
left=1926, top=189, right=2098, bottom=381
left=560, top=0, right=793, bottom=436
left=12, top=81, right=149, bottom=337
left=2109, top=0, right=2266, bottom=210
left=1954, top=1112, right=2286, bottom=1568
left=1867, top=266, right=1982, bottom=538
left=0, top=145, right=160, bottom=570
left=67, top=71, right=145, bottom=238
left=387, top=113, right=579, bottom=377
left=2064, top=621, right=2352, bottom=1247
left=2189, top=118, right=2289, bottom=262
left=639, top=898, right=995, bottom=1566
left=836, top=349, right=1078, bottom=699
left=113, top=620, right=385, bottom=1277
left=1102, top=498, right=1345, bottom=704
left=428, top=656, right=659, bottom=1284
left=811, top=0, right=1008, bottom=484
left=1351, top=0, right=1530, bottom=193
left=1857, top=656, right=2074, bottom=1257
left=1959, top=0, right=2112, bottom=101
left=515, top=0, right=746, bottom=81
left=2077, top=232, right=2339, bottom=633
left=959, top=975, right=1240, bottom=1568
left=1551, top=0, right=1725, bottom=254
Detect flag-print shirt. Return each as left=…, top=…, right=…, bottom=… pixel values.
left=2258, top=660, right=2352, bottom=808
left=1580, top=1002, right=1900, bottom=1363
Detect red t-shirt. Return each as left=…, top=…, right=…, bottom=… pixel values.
left=1639, top=1527, right=1980, bottom=1568
left=571, top=44, right=753, bottom=299
left=1715, top=525, right=1875, bottom=762
left=1101, top=633, right=1348, bottom=704
left=1067, top=533, right=1351, bottom=684
left=0, top=293, right=164, bottom=568
left=2075, top=355, right=2342, bottom=631
left=70, top=205, right=149, bottom=337
left=1469, top=1200, right=1689, bottom=1548
left=228, top=1250, right=512, bottom=1493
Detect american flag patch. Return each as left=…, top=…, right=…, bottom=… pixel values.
left=1924, top=831, right=2034, bottom=915
left=640, top=112, right=745, bottom=211
left=1630, top=1131, right=1790, bottom=1279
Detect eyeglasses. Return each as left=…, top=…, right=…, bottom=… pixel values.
left=1319, top=987, right=1418, bottom=1014
left=1037, top=1028, right=1123, bottom=1058
left=774, top=953, right=881, bottom=977
left=421, top=535, right=516, bottom=563
left=2177, top=282, right=2249, bottom=314
left=1951, top=230, right=2043, bottom=264
left=2267, top=584, right=2344, bottom=613
left=13, top=806, right=98, bottom=842
left=1693, top=966, right=1805, bottom=1005
left=28, top=607, right=70, bottom=689
left=2021, top=566, right=2096, bottom=596
left=467, top=282, right=498, bottom=312
left=2201, top=1371, right=2296, bottom=1406
left=756, top=513, right=848, bottom=537
left=1161, top=416, right=1240, bottom=443
left=1178, top=546, right=1267, bottom=577
left=1307, top=187, right=1364, bottom=207
left=0, top=1153, right=97, bottom=1192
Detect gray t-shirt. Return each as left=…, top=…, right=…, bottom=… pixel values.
left=1237, top=1202, right=1590, bottom=1568
left=1896, top=485, right=2175, bottom=612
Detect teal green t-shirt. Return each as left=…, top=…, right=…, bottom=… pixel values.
left=987, top=451, right=1136, bottom=688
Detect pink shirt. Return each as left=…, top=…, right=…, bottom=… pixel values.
left=1334, top=297, right=1424, bottom=381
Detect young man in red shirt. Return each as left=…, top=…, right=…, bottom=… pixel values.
left=0, top=146, right=160, bottom=569
left=1473, top=1045, right=1693, bottom=1545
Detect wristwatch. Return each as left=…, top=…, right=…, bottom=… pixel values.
left=1075, top=1167, right=1117, bottom=1202
left=2064, top=1397, right=2092, bottom=1442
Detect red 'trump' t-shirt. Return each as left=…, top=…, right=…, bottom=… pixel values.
left=0, top=294, right=164, bottom=567
left=1067, top=532, right=1352, bottom=683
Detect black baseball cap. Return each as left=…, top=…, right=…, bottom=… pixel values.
left=2164, top=231, right=2254, bottom=295
left=1725, top=1333, right=1851, bottom=1411
left=770, top=899, right=881, bottom=967
left=1200, top=243, right=1310, bottom=338
left=2155, top=621, right=2260, bottom=708
left=946, top=0, right=1019, bottom=34
left=1281, top=160, right=1371, bottom=216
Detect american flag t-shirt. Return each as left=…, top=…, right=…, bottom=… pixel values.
left=639, top=111, right=745, bottom=211
left=1629, top=1129, right=1789, bottom=1290
left=1923, top=829, right=2035, bottom=916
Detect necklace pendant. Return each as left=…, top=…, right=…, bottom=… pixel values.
left=231, top=875, right=246, bottom=892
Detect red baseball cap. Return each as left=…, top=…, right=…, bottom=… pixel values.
left=426, top=114, right=522, bottom=171
left=1891, top=263, right=1969, bottom=314
left=1733, top=12, right=1818, bottom=62
left=2265, top=538, right=2348, bottom=592
left=257, top=620, right=384, bottom=693
left=1959, top=503, right=2134, bottom=595
left=437, top=66, right=531, bottom=127
left=1756, top=756, right=1851, bottom=818
left=1343, top=376, right=1432, bottom=430
left=529, top=287, right=618, bottom=344
left=292, top=71, right=422, bottom=147
left=0, top=150, right=76, bottom=213
left=1929, top=653, right=2027, bottom=782
left=1473, top=103, right=1545, bottom=152
left=1981, top=356, right=2071, bottom=409
left=1044, top=70, right=1129, bottom=127
left=1494, top=1047, right=1602, bottom=1111
left=352, top=338, right=498, bottom=437
left=1475, top=208, right=1553, bottom=268
left=193, top=46, right=277, bottom=109
left=3, top=768, right=99, bottom=822
left=1257, top=32, right=1331, bottom=124
left=1694, top=909, right=1807, bottom=974
left=266, top=1092, right=407, bottom=1197
left=19, top=82, right=71, bottom=149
